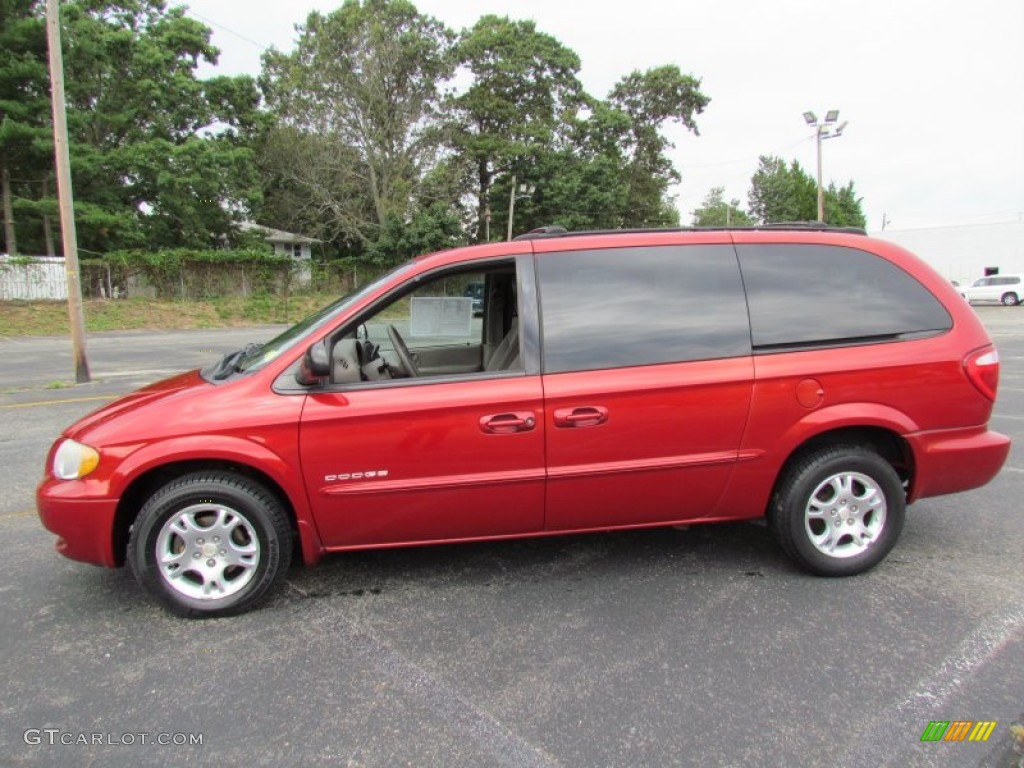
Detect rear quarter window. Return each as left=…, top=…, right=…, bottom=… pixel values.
left=737, top=244, right=952, bottom=350
left=537, top=244, right=750, bottom=373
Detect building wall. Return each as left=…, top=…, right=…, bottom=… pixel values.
left=871, top=219, right=1024, bottom=285
left=271, top=242, right=312, bottom=286
left=272, top=242, right=313, bottom=260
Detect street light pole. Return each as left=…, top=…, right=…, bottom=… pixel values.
left=802, top=110, right=848, bottom=223
left=816, top=123, right=824, bottom=222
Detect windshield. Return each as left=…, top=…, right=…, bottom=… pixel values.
left=235, top=260, right=416, bottom=373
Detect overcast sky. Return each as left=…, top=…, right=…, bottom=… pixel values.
left=182, top=0, right=1023, bottom=233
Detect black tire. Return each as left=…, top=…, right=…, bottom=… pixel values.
left=1001, top=292, right=1019, bottom=306
left=768, top=445, right=905, bottom=577
left=127, top=471, right=292, bottom=618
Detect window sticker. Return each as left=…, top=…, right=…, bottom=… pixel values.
left=409, top=297, right=474, bottom=337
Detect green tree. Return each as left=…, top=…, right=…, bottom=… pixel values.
left=823, top=180, right=867, bottom=228
left=58, top=0, right=263, bottom=252
left=260, top=0, right=455, bottom=251
left=366, top=202, right=465, bottom=267
left=607, top=65, right=709, bottom=227
left=447, top=15, right=583, bottom=240
left=0, top=0, right=52, bottom=254
left=747, top=155, right=817, bottom=224
left=691, top=186, right=754, bottom=227
left=747, top=154, right=866, bottom=226
left=479, top=63, right=710, bottom=237
left=507, top=144, right=630, bottom=233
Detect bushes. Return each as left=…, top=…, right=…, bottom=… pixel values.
left=77, top=249, right=372, bottom=300
left=80, top=249, right=292, bottom=300
left=5, top=248, right=383, bottom=301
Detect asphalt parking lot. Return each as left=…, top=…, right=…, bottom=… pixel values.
left=1, top=309, right=1022, bottom=768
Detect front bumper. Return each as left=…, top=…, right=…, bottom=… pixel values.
left=37, top=478, right=119, bottom=567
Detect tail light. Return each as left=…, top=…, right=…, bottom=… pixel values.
left=964, top=346, right=1000, bottom=401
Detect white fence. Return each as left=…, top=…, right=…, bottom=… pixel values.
left=0, top=256, right=68, bottom=300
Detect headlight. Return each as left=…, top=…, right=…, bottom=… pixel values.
left=52, top=439, right=100, bottom=480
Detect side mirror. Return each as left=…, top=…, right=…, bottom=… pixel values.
left=296, top=340, right=330, bottom=386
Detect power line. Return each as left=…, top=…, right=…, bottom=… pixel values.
left=678, top=136, right=812, bottom=169
left=183, top=9, right=272, bottom=52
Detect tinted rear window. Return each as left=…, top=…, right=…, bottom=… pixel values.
left=537, top=245, right=750, bottom=373
left=737, top=244, right=952, bottom=349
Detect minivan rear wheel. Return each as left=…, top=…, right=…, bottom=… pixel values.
left=769, top=445, right=905, bottom=576
left=1001, top=292, right=1019, bottom=306
left=127, top=471, right=292, bottom=618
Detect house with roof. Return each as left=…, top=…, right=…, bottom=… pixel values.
left=239, top=222, right=320, bottom=286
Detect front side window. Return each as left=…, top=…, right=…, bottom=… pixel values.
left=537, top=245, right=750, bottom=374
left=738, top=244, right=952, bottom=350
left=234, top=260, right=417, bottom=375
left=328, top=262, right=523, bottom=385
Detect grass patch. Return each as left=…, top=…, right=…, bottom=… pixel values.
left=0, top=295, right=338, bottom=337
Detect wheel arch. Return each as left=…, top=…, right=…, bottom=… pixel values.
left=766, top=431, right=909, bottom=576
left=768, top=425, right=913, bottom=519
left=112, top=459, right=321, bottom=568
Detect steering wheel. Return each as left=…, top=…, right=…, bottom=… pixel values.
left=386, top=324, right=419, bottom=377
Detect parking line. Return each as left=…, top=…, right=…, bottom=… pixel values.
left=0, top=510, right=35, bottom=520
left=0, top=395, right=115, bottom=409
left=339, top=618, right=562, bottom=768
left=837, top=601, right=1024, bottom=767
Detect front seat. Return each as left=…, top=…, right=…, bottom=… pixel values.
left=485, top=322, right=520, bottom=371
left=331, top=339, right=361, bottom=383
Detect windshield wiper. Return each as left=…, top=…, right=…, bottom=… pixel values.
left=211, top=342, right=263, bottom=380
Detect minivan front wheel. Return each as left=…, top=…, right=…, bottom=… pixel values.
left=1001, top=292, right=1019, bottom=306
left=127, top=472, right=292, bottom=618
left=769, top=446, right=905, bottom=576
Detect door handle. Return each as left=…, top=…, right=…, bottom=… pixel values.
left=480, top=411, right=537, bottom=434
left=553, top=406, right=609, bottom=428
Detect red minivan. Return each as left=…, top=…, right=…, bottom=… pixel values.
left=37, top=226, right=1011, bottom=617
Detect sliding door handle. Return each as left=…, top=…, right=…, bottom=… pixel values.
left=553, top=406, right=608, bottom=428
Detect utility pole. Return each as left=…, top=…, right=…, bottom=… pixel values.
left=46, top=0, right=90, bottom=383
left=506, top=175, right=536, bottom=241
left=507, top=174, right=517, bottom=241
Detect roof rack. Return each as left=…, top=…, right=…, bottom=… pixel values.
left=755, top=221, right=867, bottom=235
left=513, top=225, right=568, bottom=240
left=512, top=222, right=867, bottom=241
